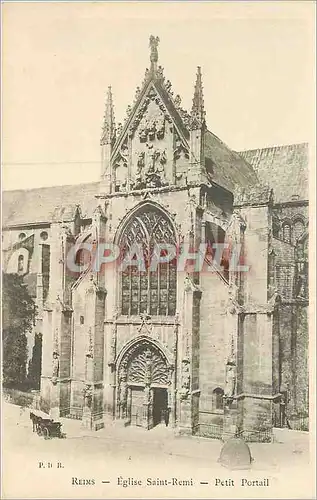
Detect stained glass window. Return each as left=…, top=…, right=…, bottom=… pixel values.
left=119, top=207, right=177, bottom=316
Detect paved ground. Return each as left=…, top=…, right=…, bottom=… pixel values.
left=1, top=400, right=315, bottom=499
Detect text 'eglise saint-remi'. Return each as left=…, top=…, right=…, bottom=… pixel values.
left=117, top=476, right=194, bottom=487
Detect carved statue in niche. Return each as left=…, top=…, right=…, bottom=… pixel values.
left=224, top=359, right=236, bottom=399
left=180, top=358, right=190, bottom=400
left=131, top=152, right=146, bottom=191
left=148, top=118, right=156, bottom=141
left=228, top=212, right=246, bottom=246
left=118, top=371, right=128, bottom=417
left=156, top=115, right=165, bottom=139
left=116, top=122, right=123, bottom=137
left=136, top=151, right=145, bottom=175
left=52, top=351, right=59, bottom=385
left=139, top=117, right=148, bottom=142
left=114, top=158, right=128, bottom=193
left=145, top=148, right=168, bottom=188
left=83, top=384, right=93, bottom=409
left=108, top=314, right=118, bottom=367
left=158, top=150, right=167, bottom=177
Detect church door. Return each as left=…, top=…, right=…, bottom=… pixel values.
left=152, top=388, right=168, bottom=427
left=117, top=341, right=170, bottom=430
left=130, top=387, right=144, bottom=427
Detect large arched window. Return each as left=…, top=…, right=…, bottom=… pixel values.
left=119, top=206, right=177, bottom=316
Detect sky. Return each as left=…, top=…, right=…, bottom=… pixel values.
left=2, top=2, right=315, bottom=191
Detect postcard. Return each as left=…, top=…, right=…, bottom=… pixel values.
left=1, top=2, right=316, bottom=499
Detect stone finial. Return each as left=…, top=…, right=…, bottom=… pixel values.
left=190, top=66, right=205, bottom=129
left=149, top=35, right=160, bottom=71
left=101, top=86, right=116, bottom=146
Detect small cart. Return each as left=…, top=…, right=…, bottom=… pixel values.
left=30, top=410, right=65, bottom=439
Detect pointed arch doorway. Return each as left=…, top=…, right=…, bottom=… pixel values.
left=117, top=340, right=172, bottom=430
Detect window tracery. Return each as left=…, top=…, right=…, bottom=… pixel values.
left=119, top=206, right=177, bottom=316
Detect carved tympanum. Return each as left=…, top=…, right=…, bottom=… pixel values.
left=128, top=346, right=169, bottom=386
left=119, top=342, right=169, bottom=389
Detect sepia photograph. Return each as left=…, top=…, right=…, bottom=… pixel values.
left=1, top=2, right=316, bottom=499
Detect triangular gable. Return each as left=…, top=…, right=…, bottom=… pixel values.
left=3, top=233, right=35, bottom=253
left=109, top=73, right=192, bottom=192
left=111, top=78, right=189, bottom=164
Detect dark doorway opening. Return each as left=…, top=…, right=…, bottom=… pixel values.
left=152, top=388, right=168, bottom=427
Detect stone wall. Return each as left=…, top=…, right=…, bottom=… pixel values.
left=279, top=302, right=309, bottom=417
left=198, top=271, right=228, bottom=434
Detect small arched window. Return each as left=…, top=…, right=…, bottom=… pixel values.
left=18, top=254, right=24, bottom=273
left=293, top=220, right=305, bottom=243
left=282, top=223, right=292, bottom=244
left=212, top=387, right=224, bottom=411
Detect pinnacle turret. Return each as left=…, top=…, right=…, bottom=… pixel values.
left=101, top=86, right=116, bottom=146
left=191, top=66, right=205, bottom=129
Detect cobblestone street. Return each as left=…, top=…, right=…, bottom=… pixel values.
left=2, top=401, right=314, bottom=499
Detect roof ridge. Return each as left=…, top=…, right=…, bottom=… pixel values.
left=238, top=142, right=308, bottom=154
left=3, top=181, right=100, bottom=195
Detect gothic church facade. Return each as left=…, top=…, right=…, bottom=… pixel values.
left=2, top=37, right=309, bottom=440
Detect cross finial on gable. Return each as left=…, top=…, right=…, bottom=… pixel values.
left=149, top=35, right=160, bottom=72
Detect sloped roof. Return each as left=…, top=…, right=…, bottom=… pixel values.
left=238, top=143, right=308, bottom=203
left=204, top=130, right=259, bottom=192
left=2, top=182, right=99, bottom=227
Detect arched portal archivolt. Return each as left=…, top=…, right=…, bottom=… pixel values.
left=118, top=340, right=170, bottom=387
left=116, top=339, right=173, bottom=428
